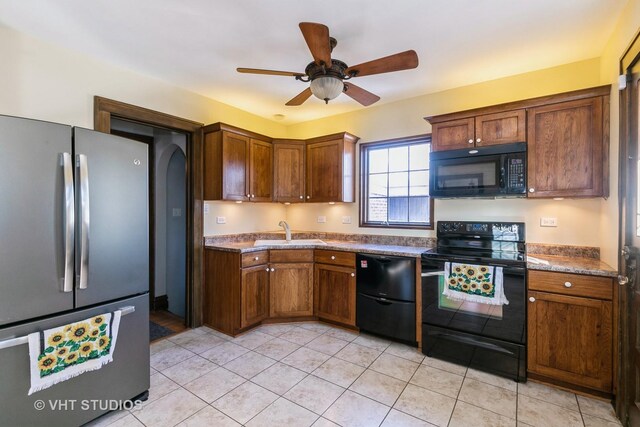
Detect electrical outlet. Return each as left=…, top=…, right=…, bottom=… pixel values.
left=540, top=217, right=558, bottom=227
left=216, top=216, right=226, bottom=224
left=342, top=216, right=352, bottom=224
left=203, top=204, right=210, bottom=214
left=317, top=216, right=327, bottom=223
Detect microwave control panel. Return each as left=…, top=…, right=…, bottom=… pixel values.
left=507, top=158, right=526, bottom=190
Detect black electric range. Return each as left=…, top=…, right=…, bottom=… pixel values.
left=421, top=221, right=527, bottom=382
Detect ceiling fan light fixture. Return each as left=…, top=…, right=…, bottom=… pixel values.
left=310, top=76, right=344, bottom=104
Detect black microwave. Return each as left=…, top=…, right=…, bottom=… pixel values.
left=429, top=142, right=526, bottom=198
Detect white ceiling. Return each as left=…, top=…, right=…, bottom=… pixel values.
left=0, top=0, right=626, bottom=125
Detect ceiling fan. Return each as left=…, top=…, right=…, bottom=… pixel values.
left=237, top=22, right=419, bottom=107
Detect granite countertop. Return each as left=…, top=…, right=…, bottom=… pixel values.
left=527, top=254, right=617, bottom=278
left=205, top=239, right=428, bottom=257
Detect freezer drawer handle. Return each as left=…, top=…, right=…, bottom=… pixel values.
left=61, top=152, right=75, bottom=293
left=76, top=154, right=90, bottom=290
left=0, top=306, right=136, bottom=350
left=421, top=271, right=445, bottom=277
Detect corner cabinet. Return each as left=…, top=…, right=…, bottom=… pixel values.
left=203, top=123, right=273, bottom=202
left=273, top=139, right=306, bottom=203
left=269, top=250, right=314, bottom=318
left=527, top=270, right=615, bottom=393
left=306, top=133, right=359, bottom=203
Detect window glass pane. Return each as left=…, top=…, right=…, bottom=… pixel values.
left=409, top=196, right=429, bottom=222
left=388, top=197, right=408, bottom=222
left=369, top=148, right=388, bottom=174
left=368, top=198, right=387, bottom=222
left=389, top=172, right=409, bottom=196
left=409, top=170, right=429, bottom=196
left=389, top=146, right=408, bottom=172
left=369, top=173, right=388, bottom=197
left=410, top=144, right=429, bottom=170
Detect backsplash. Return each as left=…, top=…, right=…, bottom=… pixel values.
left=526, top=243, right=600, bottom=259
left=204, top=231, right=437, bottom=248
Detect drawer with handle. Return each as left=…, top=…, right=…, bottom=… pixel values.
left=315, top=250, right=355, bottom=267
left=528, top=270, right=613, bottom=300
left=242, top=250, right=269, bottom=267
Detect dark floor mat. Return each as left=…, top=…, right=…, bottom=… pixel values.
left=149, top=320, right=175, bottom=342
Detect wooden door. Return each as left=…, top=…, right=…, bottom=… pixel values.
left=527, top=97, right=604, bottom=198
left=241, top=265, right=269, bottom=328
left=475, top=109, right=525, bottom=147
left=430, top=118, right=474, bottom=151
left=527, top=291, right=612, bottom=391
left=618, top=33, right=640, bottom=425
left=314, top=263, right=356, bottom=326
left=273, top=141, right=305, bottom=203
left=249, top=138, right=273, bottom=202
left=222, top=132, right=250, bottom=201
left=306, top=139, right=343, bottom=202
left=269, top=263, right=313, bottom=317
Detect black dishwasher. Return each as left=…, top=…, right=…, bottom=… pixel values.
left=356, top=253, right=416, bottom=345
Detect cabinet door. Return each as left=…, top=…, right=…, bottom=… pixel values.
left=270, top=263, right=313, bottom=317
left=528, top=291, right=612, bottom=391
left=273, top=142, right=305, bottom=203
left=527, top=97, right=604, bottom=198
left=314, top=264, right=356, bottom=326
left=249, top=138, right=273, bottom=202
left=430, top=118, right=475, bottom=151
left=306, top=139, right=343, bottom=202
left=222, top=132, right=250, bottom=201
left=475, top=109, right=526, bottom=147
left=241, top=265, right=269, bottom=328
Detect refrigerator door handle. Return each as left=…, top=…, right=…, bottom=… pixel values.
left=62, top=152, right=75, bottom=293
left=76, top=154, right=90, bottom=290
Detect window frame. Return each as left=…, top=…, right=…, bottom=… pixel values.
left=359, top=134, right=433, bottom=230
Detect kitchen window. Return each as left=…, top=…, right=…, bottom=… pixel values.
left=360, top=135, right=433, bottom=229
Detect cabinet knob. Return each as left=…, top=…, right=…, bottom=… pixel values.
left=306, top=195, right=310, bottom=199
left=351, top=273, right=355, bottom=277
left=476, top=138, right=482, bottom=143
left=265, top=267, right=269, bottom=271
left=528, top=188, right=535, bottom=193
left=270, top=268, right=275, bottom=272
left=251, top=194, right=255, bottom=198
left=529, top=297, right=536, bottom=303
left=564, top=281, right=572, bottom=288
left=468, top=139, right=474, bottom=144
left=254, top=256, right=259, bottom=261
left=300, top=195, right=303, bottom=199
left=247, top=194, right=250, bottom=197
left=331, top=256, right=336, bottom=260
left=618, top=275, right=629, bottom=285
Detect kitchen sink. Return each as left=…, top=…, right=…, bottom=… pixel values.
left=253, top=239, right=327, bottom=246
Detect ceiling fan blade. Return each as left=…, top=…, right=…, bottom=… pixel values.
left=343, top=82, right=380, bottom=106
left=285, top=87, right=313, bottom=106
left=237, top=68, right=305, bottom=77
left=346, top=50, right=419, bottom=77
left=299, top=22, right=332, bottom=66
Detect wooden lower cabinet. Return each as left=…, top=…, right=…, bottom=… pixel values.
left=240, top=264, right=269, bottom=328
left=270, top=262, right=314, bottom=317
left=527, top=290, right=613, bottom=392
left=314, top=263, right=356, bottom=326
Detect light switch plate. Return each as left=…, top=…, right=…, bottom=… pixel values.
left=540, top=217, right=558, bottom=227
left=216, top=216, right=226, bottom=224
left=317, top=216, right=327, bottom=223
left=342, top=216, right=352, bottom=224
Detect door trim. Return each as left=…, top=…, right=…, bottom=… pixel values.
left=93, top=96, right=204, bottom=328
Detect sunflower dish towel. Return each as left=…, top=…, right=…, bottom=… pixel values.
left=443, top=262, right=509, bottom=306
left=27, top=310, right=122, bottom=395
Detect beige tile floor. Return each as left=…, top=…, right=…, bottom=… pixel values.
left=88, top=322, right=622, bottom=427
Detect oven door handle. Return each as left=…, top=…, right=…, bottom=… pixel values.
left=421, top=271, right=445, bottom=277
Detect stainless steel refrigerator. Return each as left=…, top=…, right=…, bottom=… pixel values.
left=0, top=115, right=150, bottom=426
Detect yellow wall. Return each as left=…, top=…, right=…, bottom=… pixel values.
left=598, top=0, right=640, bottom=268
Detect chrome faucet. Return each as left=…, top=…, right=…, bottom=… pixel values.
left=278, top=220, right=291, bottom=242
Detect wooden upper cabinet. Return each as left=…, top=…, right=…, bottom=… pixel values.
left=475, top=109, right=526, bottom=147
left=202, top=123, right=273, bottom=202
left=306, top=133, right=358, bottom=203
left=249, top=138, right=273, bottom=202
left=431, top=118, right=475, bottom=151
left=528, top=290, right=613, bottom=392
left=273, top=140, right=306, bottom=203
left=527, top=97, right=605, bottom=198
